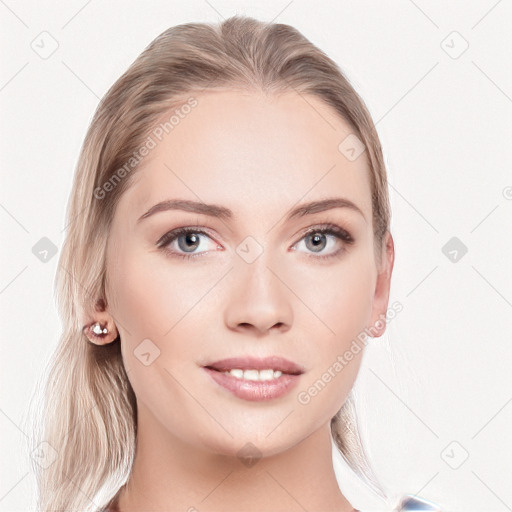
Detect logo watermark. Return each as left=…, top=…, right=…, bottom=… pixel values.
left=94, top=96, right=198, bottom=200
left=297, top=301, right=403, bottom=405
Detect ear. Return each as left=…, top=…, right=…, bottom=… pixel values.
left=82, top=298, right=119, bottom=345
left=367, top=231, right=395, bottom=338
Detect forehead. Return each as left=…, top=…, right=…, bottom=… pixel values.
left=121, top=90, right=372, bottom=222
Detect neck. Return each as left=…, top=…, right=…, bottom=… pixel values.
left=115, top=402, right=356, bottom=512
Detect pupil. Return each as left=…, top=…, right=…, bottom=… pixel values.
left=178, top=233, right=200, bottom=252
left=307, top=233, right=326, bottom=252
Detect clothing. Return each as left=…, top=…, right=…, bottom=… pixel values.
left=99, top=493, right=443, bottom=511
left=357, top=493, right=444, bottom=511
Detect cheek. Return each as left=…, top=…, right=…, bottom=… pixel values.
left=106, top=243, right=179, bottom=341
left=290, top=252, right=375, bottom=343
left=289, top=259, right=373, bottom=423
left=107, top=244, right=221, bottom=346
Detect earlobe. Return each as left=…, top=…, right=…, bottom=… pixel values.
left=83, top=319, right=119, bottom=345
left=366, top=232, right=395, bottom=338
left=81, top=299, right=119, bottom=345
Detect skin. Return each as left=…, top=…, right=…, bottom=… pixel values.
left=90, top=89, right=394, bottom=511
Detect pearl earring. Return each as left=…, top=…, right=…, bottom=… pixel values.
left=91, top=322, right=108, bottom=335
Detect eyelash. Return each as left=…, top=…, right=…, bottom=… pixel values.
left=156, top=223, right=355, bottom=262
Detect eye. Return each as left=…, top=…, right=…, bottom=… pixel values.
left=156, top=227, right=221, bottom=260
left=156, top=223, right=354, bottom=261
left=292, top=223, right=354, bottom=260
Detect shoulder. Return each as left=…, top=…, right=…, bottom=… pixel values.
left=97, top=494, right=445, bottom=512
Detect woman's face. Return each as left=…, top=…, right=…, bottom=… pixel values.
left=105, top=90, right=389, bottom=458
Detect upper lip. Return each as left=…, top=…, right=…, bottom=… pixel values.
left=203, top=356, right=305, bottom=375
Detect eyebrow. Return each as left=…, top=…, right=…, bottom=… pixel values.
left=137, top=197, right=366, bottom=224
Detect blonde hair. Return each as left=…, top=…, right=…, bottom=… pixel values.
left=30, top=15, right=392, bottom=511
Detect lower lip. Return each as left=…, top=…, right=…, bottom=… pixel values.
left=203, top=367, right=302, bottom=402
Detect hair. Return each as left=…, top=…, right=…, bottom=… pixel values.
left=30, top=15, right=392, bottom=511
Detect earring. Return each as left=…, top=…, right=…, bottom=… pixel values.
left=90, top=322, right=108, bottom=336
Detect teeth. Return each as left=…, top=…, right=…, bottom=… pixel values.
left=222, top=368, right=284, bottom=380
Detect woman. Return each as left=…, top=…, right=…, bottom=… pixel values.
left=32, top=15, right=445, bottom=512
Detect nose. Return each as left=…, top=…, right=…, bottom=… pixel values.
left=223, top=257, right=293, bottom=336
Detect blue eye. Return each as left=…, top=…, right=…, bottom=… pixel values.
left=157, top=223, right=354, bottom=261
left=156, top=227, right=219, bottom=260
left=292, top=224, right=354, bottom=260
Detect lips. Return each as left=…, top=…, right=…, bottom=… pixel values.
left=203, top=356, right=305, bottom=375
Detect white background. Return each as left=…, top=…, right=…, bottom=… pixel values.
left=1, top=1, right=511, bottom=511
